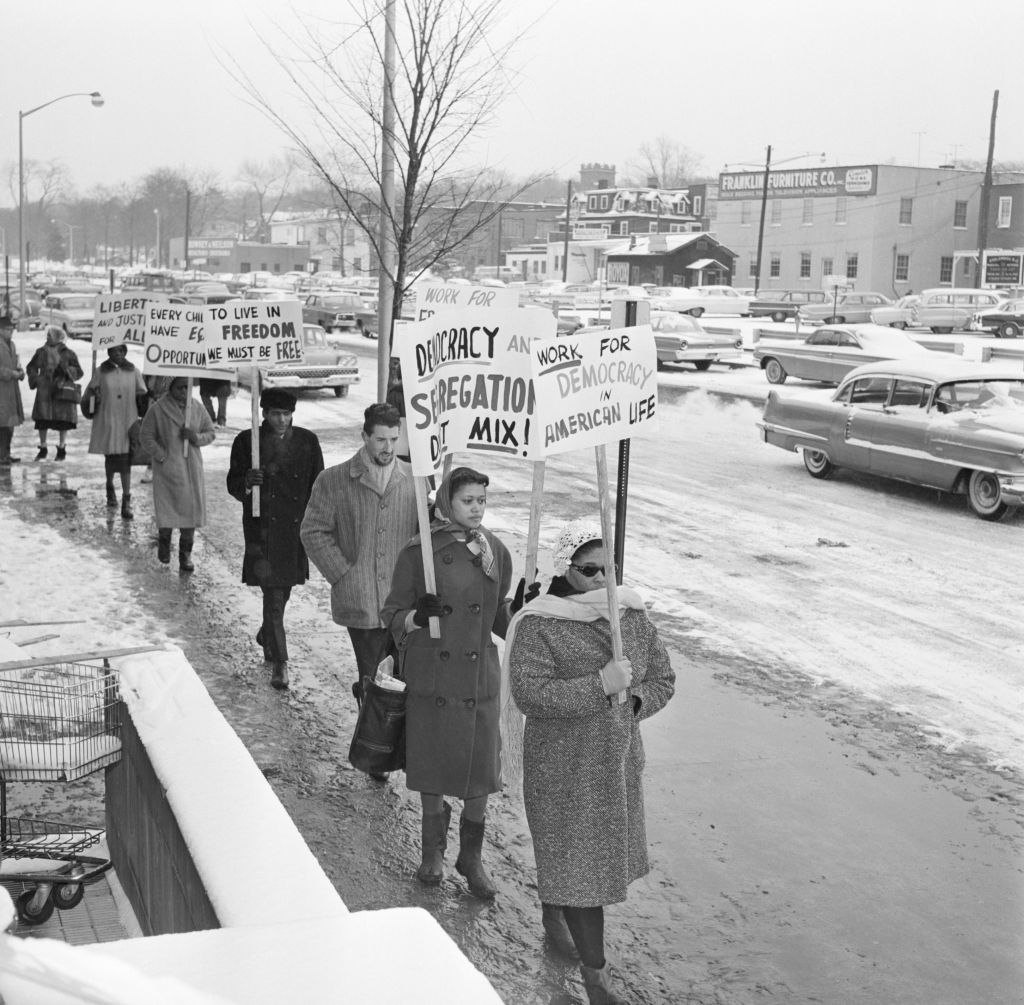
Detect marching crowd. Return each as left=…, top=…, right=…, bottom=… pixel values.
left=0, top=311, right=676, bottom=1005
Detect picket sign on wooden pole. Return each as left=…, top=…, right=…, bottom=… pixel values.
left=250, top=369, right=262, bottom=518
left=414, top=475, right=441, bottom=639
left=183, top=377, right=193, bottom=458
left=595, top=444, right=627, bottom=704
left=524, top=460, right=545, bottom=586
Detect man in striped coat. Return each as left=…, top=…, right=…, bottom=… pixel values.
left=300, top=402, right=419, bottom=696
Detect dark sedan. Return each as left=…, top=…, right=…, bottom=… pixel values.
left=970, top=299, right=1024, bottom=339
left=748, top=289, right=827, bottom=322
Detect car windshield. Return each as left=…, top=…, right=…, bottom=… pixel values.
left=323, top=296, right=361, bottom=308
left=654, top=314, right=700, bottom=333
left=935, top=379, right=1024, bottom=412
left=61, top=296, right=97, bottom=310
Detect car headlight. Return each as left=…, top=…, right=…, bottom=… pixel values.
left=678, top=339, right=688, bottom=349
left=734, top=337, right=743, bottom=348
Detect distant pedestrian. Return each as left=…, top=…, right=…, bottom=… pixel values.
left=84, top=345, right=147, bottom=519
left=0, top=314, right=25, bottom=466
left=139, top=377, right=215, bottom=571
left=227, top=388, right=324, bottom=691
left=26, top=325, right=83, bottom=461
left=199, top=377, right=231, bottom=427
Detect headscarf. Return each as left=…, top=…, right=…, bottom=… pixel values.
left=430, top=467, right=499, bottom=582
left=552, top=518, right=603, bottom=575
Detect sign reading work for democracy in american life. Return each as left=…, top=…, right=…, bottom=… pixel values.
left=142, top=303, right=233, bottom=380
left=92, top=293, right=150, bottom=351
left=204, top=299, right=305, bottom=368
left=529, top=325, right=658, bottom=455
left=413, top=282, right=519, bottom=321
left=396, top=306, right=553, bottom=477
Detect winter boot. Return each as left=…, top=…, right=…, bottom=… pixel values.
left=121, top=492, right=133, bottom=520
left=580, top=963, right=625, bottom=1005
left=179, top=529, right=195, bottom=573
left=455, top=815, right=496, bottom=900
left=416, top=802, right=452, bottom=886
left=542, top=904, right=580, bottom=960
left=55, top=445, right=66, bottom=461
left=270, top=661, right=289, bottom=691
left=157, top=530, right=172, bottom=565
left=34, top=446, right=47, bottom=461
left=106, top=483, right=117, bottom=507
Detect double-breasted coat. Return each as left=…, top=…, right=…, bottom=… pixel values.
left=26, top=343, right=83, bottom=429
left=0, top=336, right=24, bottom=428
left=86, top=361, right=147, bottom=456
left=381, top=528, right=513, bottom=798
left=139, top=393, right=215, bottom=528
left=508, top=606, right=675, bottom=907
left=226, top=424, right=324, bottom=588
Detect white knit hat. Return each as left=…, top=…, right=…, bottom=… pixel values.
left=552, top=519, right=603, bottom=575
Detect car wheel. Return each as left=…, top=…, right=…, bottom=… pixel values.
left=931, top=327, right=954, bottom=334
left=771, top=310, right=787, bottom=323
left=692, top=360, right=713, bottom=371
left=890, top=321, right=908, bottom=330
left=967, top=470, right=1008, bottom=521
left=803, top=449, right=835, bottom=480
left=333, top=385, right=348, bottom=398
left=824, top=316, right=841, bottom=324
left=763, top=358, right=787, bottom=385
left=998, top=321, right=1021, bottom=339
left=687, top=307, right=705, bottom=318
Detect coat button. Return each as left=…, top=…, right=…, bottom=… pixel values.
left=442, top=605, right=452, bottom=615
left=472, top=556, right=482, bottom=567
left=465, top=651, right=478, bottom=661
left=439, top=650, right=450, bottom=660
left=463, top=698, right=476, bottom=709
left=380, top=502, right=386, bottom=509
left=443, top=554, right=453, bottom=564
left=469, top=603, right=480, bottom=614
left=435, top=696, right=446, bottom=707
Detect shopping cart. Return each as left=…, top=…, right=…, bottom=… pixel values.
left=0, top=660, right=122, bottom=926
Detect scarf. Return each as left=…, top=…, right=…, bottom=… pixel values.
left=430, top=469, right=500, bottom=582
left=498, top=585, right=647, bottom=791
left=359, top=445, right=394, bottom=494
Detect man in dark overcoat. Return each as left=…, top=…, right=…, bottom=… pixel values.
left=227, top=388, right=324, bottom=690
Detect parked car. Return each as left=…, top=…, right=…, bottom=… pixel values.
left=910, top=288, right=1006, bottom=334
left=970, top=299, right=1024, bottom=338
left=235, top=323, right=360, bottom=398
left=649, top=285, right=752, bottom=317
left=119, top=271, right=182, bottom=300
left=753, top=324, right=932, bottom=385
left=178, top=282, right=237, bottom=306
left=240, top=288, right=298, bottom=302
left=870, top=295, right=921, bottom=329
left=1, top=288, right=43, bottom=328
left=797, top=292, right=893, bottom=325
left=748, top=289, right=828, bottom=322
left=758, top=358, right=1024, bottom=520
left=648, top=310, right=744, bottom=370
left=40, top=293, right=99, bottom=340
left=302, top=292, right=366, bottom=332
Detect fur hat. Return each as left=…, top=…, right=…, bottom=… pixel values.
left=260, top=388, right=297, bottom=412
left=552, top=518, right=603, bottom=575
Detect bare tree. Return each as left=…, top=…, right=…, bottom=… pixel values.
left=226, top=0, right=545, bottom=337
left=237, top=156, right=298, bottom=241
left=6, top=159, right=70, bottom=264
left=625, top=136, right=703, bottom=189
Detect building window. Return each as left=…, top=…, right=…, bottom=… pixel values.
left=846, top=253, right=858, bottom=279
left=693, top=195, right=702, bottom=216
left=997, top=196, right=1012, bottom=228
left=822, top=256, right=834, bottom=276
left=708, top=201, right=717, bottom=220
left=600, top=195, right=609, bottom=210
left=619, top=221, right=629, bottom=235
left=802, top=199, right=814, bottom=225
left=317, top=227, right=327, bottom=243
left=954, top=201, right=968, bottom=229
left=769, top=253, right=781, bottom=278
left=834, top=198, right=847, bottom=224
left=740, top=201, right=751, bottom=225
left=649, top=222, right=658, bottom=232
left=770, top=200, right=782, bottom=224
left=749, top=256, right=758, bottom=278
left=939, top=256, right=953, bottom=283
left=588, top=196, right=597, bottom=211
left=894, top=253, right=910, bottom=282
left=800, top=252, right=811, bottom=278
left=899, top=197, right=913, bottom=225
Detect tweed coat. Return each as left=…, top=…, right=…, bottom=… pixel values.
left=299, top=451, right=418, bottom=628
left=508, top=606, right=675, bottom=907
left=226, top=424, right=324, bottom=588
left=27, top=343, right=83, bottom=428
left=381, top=528, right=513, bottom=797
left=139, top=392, right=215, bottom=528
left=0, top=336, right=24, bottom=428
left=86, top=361, right=147, bottom=456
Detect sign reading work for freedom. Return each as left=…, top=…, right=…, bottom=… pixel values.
left=204, top=299, right=304, bottom=367
left=530, top=325, right=658, bottom=456
left=92, top=294, right=150, bottom=351
left=397, top=307, right=554, bottom=476
left=414, top=283, right=519, bottom=321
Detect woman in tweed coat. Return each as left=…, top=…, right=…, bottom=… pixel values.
left=506, top=520, right=675, bottom=1005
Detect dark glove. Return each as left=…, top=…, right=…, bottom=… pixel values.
left=510, top=577, right=541, bottom=615
left=412, top=593, right=446, bottom=627
left=244, top=468, right=265, bottom=488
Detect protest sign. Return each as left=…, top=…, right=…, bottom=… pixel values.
left=413, top=282, right=519, bottom=321
left=204, top=299, right=304, bottom=367
left=92, top=293, right=150, bottom=351
left=396, top=306, right=554, bottom=477
left=143, top=303, right=227, bottom=379
left=529, top=325, right=658, bottom=456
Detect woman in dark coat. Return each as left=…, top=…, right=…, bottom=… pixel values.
left=26, top=325, right=83, bottom=461
left=226, top=388, right=324, bottom=691
left=380, top=465, right=514, bottom=899
left=506, top=520, right=675, bottom=1005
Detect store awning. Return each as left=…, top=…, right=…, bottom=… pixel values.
left=687, top=258, right=724, bottom=270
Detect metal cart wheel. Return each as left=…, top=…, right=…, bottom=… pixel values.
left=16, top=888, right=55, bottom=926
left=53, top=883, right=85, bottom=910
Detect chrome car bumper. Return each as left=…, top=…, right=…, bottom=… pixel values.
left=999, top=474, right=1024, bottom=506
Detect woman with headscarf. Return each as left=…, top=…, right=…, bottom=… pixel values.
left=505, top=519, right=675, bottom=1005
left=84, top=344, right=148, bottom=519
left=139, top=376, right=215, bottom=571
left=26, top=325, right=83, bottom=461
left=381, top=465, right=522, bottom=899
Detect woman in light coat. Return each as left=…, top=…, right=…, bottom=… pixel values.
left=139, top=376, right=215, bottom=571
left=85, top=344, right=147, bottom=519
left=26, top=325, right=83, bottom=461
left=0, top=314, right=25, bottom=466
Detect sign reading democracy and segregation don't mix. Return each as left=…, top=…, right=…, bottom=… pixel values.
left=204, top=299, right=304, bottom=367
left=529, top=325, right=658, bottom=456
left=92, top=294, right=150, bottom=351
left=396, top=307, right=555, bottom=476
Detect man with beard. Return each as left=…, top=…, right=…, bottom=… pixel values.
left=301, top=403, right=418, bottom=762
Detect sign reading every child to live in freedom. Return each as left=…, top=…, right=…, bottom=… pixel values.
left=143, top=303, right=221, bottom=379
left=203, top=299, right=304, bottom=367
left=92, top=293, right=150, bottom=351
left=529, top=325, right=659, bottom=456
left=396, top=306, right=555, bottom=477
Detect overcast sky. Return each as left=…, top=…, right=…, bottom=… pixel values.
left=4, top=0, right=1022, bottom=204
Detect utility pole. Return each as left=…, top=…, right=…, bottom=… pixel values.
left=975, top=90, right=999, bottom=290
left=184, top=187, right=191, bottom=274
left=561, top=179, right=572, bottom=282
left=377, top=0, right=397, bottom=400
left=753, top=144, right=772, bottom=295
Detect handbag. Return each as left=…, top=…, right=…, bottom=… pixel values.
left=348, top=643, right=406, bottom=775
left=81, top=385, right=99, bottom=419
left=128, top=419, right=151, bottom=467
left=53, top=376, right=82, bottom=405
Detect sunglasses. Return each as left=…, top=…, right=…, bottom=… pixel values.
left=569, top=563, right=605, bottom=578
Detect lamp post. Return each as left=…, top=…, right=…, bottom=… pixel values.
left=51, top=221, right=80, bottom=266
left=153, top=208, right=161, bottom=269
left=18, top=91, right=103, bottom=319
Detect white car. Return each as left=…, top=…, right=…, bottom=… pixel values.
left=648, top=285, right=752, bottom=317
left=235, top=323, right=360, bottom=398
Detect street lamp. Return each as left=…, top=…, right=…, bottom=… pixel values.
left=18, top=91, right=104, bottom=318
left=51, top=220, right=80, bottom=266
left=153, top=208, right=160, bottom=269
